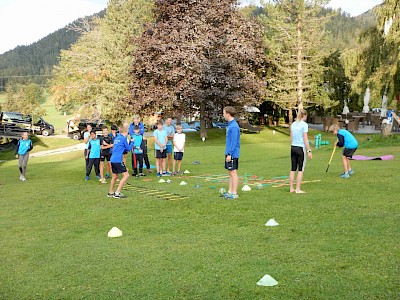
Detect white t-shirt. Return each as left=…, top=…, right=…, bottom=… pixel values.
left=173, top=132, right=186, bottom=152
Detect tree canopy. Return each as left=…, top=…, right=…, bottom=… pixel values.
left=129, top=0, right=268, bottom=134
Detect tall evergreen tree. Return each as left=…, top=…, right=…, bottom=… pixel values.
left=260, top=0, right=334, bottom=122
left=130, top=0, right=267, bottom=136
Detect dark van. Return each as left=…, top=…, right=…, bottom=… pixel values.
left=0, top=111, right=54, bottom=136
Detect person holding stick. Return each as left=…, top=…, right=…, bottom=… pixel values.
left=329, top=124, right=358, bottom=178
left=289, top=109, right=312, bottom=194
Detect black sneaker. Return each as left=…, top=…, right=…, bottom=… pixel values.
left=113, top=192, right=127, bottom=199
left=139, top=173, right=146, bottom=177
left=107, top=193, right=114, bottom=198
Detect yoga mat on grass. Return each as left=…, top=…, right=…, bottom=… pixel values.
left=351, top=155, right=394, bottom=161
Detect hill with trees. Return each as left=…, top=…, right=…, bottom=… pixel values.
left=0, top=10, right=105, bottom=91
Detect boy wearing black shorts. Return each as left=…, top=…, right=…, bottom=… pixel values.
left=172, top=124, right=186, bottom=175
left=223, top=106, right=240, bottom=199
left=99, top=126, right=113, bottom=184
left=108, top=123, right=134, bottom=199
left=329, top=124, right=358, bottom=179
left=153, top=120, right=168, bottom=177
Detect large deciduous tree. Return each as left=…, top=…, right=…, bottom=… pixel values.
left=260, top=0, right=334, bottom=122
left=50, top=0, right=153, bottom=121
left=4, top=83, right=46, bottom=130
left=130, top=0, right=267, bottom=137
left=364, top=0, right=400, bottom=106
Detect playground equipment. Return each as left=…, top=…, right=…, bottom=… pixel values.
left=314, top=134, right=330, bottom=149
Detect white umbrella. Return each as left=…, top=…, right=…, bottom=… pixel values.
left=244, top=106, right=260, bottom=113
left=381, top=92, right=388, bottom=118
left=362, top=87, right=370, bottom=113
left=342, top=99, right=350, bottom=114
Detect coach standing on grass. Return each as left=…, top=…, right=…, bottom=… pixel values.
left=222, top=106, right=240, bottom=199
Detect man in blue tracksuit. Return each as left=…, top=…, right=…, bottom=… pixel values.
left=223, top=106, right=240, bottom=199
left=15, top=131, right=33, bottom=181
left=108, top=123, right=134, bottom=199
left=329, top=124, right=358, bottom=179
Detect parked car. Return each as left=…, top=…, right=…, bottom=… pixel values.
left=188, top=121, right=200, bottom=130
left=372, top=108, right=382, bottom=113
left=0, top=111, right=54, bottom=136
left=181, top=122, right=197, bottom=132
left=212, top=121, right=228, bottom=129
left=67, top=118, right=106, bottom=140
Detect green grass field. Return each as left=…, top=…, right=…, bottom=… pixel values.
left=0, top=128, right=399, bottom=299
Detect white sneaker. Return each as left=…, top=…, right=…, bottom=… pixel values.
left=19, top=175, right=23, bottom=181
left=21, top=177, right=26, bottom=182
left=100, top=178, right=107, bottom=184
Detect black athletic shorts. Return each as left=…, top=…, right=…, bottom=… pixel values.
left=111, top=162, right=127, bottom=174
left=100, top=152, right=111, bottom=162
left=123, top=150, right=128, bottom=155
left=343, top=148, right=357, bottom=158
left=155, top=149, right=167, bottom=159
left=174, top=152, right=184, bottom=161
left=225, top=156, right=239, bottom=171
left=291, top=146, right=306, bottom=172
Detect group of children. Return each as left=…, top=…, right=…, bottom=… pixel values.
left=81, top=117, right=186, bottom=198
left=15, top=109, right=357, bottom=199
left=153, top=118, right=186, bottom=177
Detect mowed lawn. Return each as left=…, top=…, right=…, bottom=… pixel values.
left=0, top=128, right=399, bottom=299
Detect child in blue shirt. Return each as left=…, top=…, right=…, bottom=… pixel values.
left=153, top=120, right=168, bottom=177
left=329, top=124, right=358, bottom=178
left=15, top=131, right=33, bottom=181
left=85, top=131, right=101, bottom=181
left=163, top=117, right=175, bottom=175
left=109, top=123, right=134, bottom=198
left=223, top=106, right=241, bottom=199
left=131, top=125, right=145, bottom=177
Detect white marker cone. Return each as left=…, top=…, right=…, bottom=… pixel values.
left=179, top=181, right=187, bottom=186
left=158, top=179, right=166, bottom=183
left=257, top=274, right=278, bottom=286
left=184, top=170, right=190, bottom=174
left=108, top=227, right=123, bottom=238
left=265, top=219, right=279, bottom=226
left=242, top=185, right=251, bottom=192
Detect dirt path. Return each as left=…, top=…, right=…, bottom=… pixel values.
left=30, top=143, right=85, bottom=158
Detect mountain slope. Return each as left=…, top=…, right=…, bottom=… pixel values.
left=0, top=10, right=105, bottom=91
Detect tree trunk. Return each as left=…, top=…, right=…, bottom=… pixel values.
left=200, top=102, right=207, bottom=139
left=297, top=1, right=304, bottom=110
left=381, top=122, right=392, bottom=136
left=288, top=109, right=293, bottom=124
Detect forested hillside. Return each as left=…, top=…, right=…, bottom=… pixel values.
left=0, top=10, right=105, bottom=91
left=0, top=5, right=377, bottom=92
left=325, top=8, right=377, bottom=51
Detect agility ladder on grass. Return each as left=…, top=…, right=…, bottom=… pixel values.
left=124, top=183, right=189, bottom=201
left=186, top=173, right=320, bottom=188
